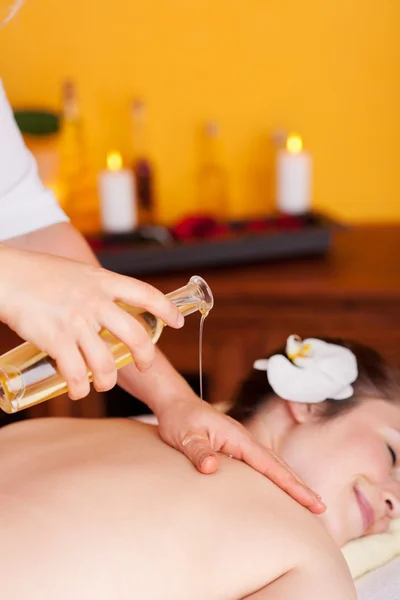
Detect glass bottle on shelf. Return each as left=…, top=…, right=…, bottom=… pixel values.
left=197, top=120, right=229, bottom=220
left=58, top=80, right=94, bottom=224
left=59, top=81, right=84, bottom=199
left=130, top=99, right=155, bottom=225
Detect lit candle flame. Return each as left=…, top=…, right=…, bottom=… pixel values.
left=286, top=134, right=303, bottom=154
left=107, top=151, right=123, bottom=171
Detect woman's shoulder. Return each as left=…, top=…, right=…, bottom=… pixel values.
left=215, top=453, right=332, bottom=546
left=0, top=417, right=342, bottom=600
left=209, top=455, right=343, bottom=596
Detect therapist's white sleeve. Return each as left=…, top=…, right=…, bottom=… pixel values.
left=0, top=80, right=69, bottom=241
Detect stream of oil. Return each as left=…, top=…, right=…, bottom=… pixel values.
left=198, top=310, right=209, bottom=403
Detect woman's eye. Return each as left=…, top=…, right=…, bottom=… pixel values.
left=387, top=445, right=397, bottom=466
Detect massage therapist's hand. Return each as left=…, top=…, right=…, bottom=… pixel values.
left=0, top=245, right=183, bottom=400
left=156, top=396, right=326, bottom=515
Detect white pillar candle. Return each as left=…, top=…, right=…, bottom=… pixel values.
left=98, top=151, right=138, bottom=233
left=276, top=134, right=313, bottom=215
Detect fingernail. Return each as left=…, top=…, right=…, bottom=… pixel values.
left=313, top=493, right=326, bottom=507
left=177, top=314, right=185, bottom=327
left=199, top=454, right=214, bottom=468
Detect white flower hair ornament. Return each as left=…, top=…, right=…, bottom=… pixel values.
left=253, top=335, right=358, bottom=404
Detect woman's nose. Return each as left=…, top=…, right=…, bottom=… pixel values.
left=383, top=483, right=400, bottom=518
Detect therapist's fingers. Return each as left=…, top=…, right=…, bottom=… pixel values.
left=100, top=271, right=185, bottom=330
left=221, top=436, right=326, bottom=515
left=179, top=432, right=219, bottom=474
left=78, top=328, right=118, bottom=392
left=156, top=398, right=325, bottom=513
left=52, top=341, right=91, bottom=400
left=99, top=302, right=156, bottom=372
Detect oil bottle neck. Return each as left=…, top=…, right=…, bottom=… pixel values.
left=166, top=276, right=214, bottom=318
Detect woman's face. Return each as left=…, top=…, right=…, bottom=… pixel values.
left=280, top=399, right=400, bottom=546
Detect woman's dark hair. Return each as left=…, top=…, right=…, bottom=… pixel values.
left=227, top=337, right=400, bottom=425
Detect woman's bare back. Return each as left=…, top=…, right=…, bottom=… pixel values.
left=0, top=418, right=355, bottom=600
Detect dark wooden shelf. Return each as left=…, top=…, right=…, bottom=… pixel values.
left=92, top=214, right=335, bottom=277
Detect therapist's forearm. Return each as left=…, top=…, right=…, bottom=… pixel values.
left=5, top=222, right=197, bottom=411
left=116, top=350, right=198, bottom=413
left=4, top=221, right=101, bottom=264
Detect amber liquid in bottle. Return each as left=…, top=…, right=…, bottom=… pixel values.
left=0, top=276, right=213, bottom=414
left=130, top=99, right=155, bottom=225
left=197, top=120, right=228, bottom=220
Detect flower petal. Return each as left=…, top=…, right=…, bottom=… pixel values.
left=286, top=335, right=303, bottom=359
left=267, top=356, right=330, bottom=403
left=268, top=355, right=357, bottom=404
left=306, top=341, right=358, bottom=388
left=256, top=336, right=359, bottom=404
left=253, top=359, right=269, bottom=372
left=332, top=385, right=354, bottom=400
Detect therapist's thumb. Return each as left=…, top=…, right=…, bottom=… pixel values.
left=181, top=433, right=219, bottom=474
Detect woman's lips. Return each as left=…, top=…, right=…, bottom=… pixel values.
left=354, top=486, right=375, bottom=533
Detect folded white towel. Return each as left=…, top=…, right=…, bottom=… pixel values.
left=342, top=518, right=400, bottom=580
left=356, top=556, right=400, bottom=600
left=133, top=414, right=158, bottom=425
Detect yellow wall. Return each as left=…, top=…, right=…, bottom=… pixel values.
left=0, top=0, right=399, bottom=224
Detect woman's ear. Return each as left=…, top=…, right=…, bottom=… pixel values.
left=287, top=401, right=322, bottom=424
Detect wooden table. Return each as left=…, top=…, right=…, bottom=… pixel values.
left=0, top=225, right=399, bottom=423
